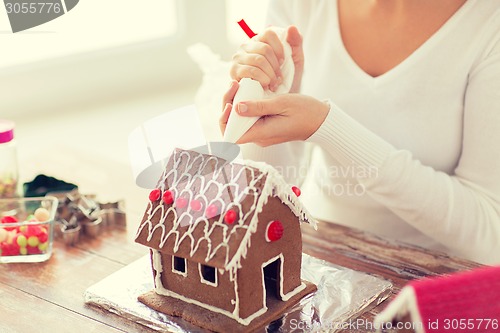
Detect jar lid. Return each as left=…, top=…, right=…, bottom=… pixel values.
left=0, top=119, right=15, bottom=144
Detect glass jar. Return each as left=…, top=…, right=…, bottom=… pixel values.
left=0, top=120, right=20, bottom=199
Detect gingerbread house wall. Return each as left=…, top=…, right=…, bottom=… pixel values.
left=154, top=252, right=236, bottom=313
left=236, top=196, right=303, bottom=319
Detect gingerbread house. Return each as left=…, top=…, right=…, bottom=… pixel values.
left=135, top=148, right=316, bottom=331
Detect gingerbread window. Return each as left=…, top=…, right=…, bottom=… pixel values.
left=199, top=264, right=217, bottom=286
left=173, top=256, right=187, bottom=275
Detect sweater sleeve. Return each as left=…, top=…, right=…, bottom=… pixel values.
left=307, top=41, right=500, bottom=265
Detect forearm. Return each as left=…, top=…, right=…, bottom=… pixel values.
left=308, top=101, right=500, bottom=264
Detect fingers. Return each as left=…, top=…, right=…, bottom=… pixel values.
left=222, top=80, right=239, bottom=109
left=286, top=26, right=303, bottom=48
left=232, top=52, right=280, bottom=90
left=287, top=25, right=304, bottom=67
left=220, top=81, right=238, bottom=135
left=219, top=102, right=232, bottom=135
left=237, top=117, right=282, bottom=146
left=237, top=117, right=265, bottom=144
left=230, top=63, right=273, bottom=90
left=257, top=29, right=285, bottom=69
left=240, top=42, right=281, bottom=77
left=286, top=26, right=304, bottom=93
left=236, top=98, right=284, bottom=118
left=230, top=28, right=285, bottom=92
left=234, top=94, right=329, bottom=146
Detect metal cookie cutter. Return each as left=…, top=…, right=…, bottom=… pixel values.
left=99, top=201, right=126, bottom=228
left=48, top=191, right=126, bottom=246
left=77, top=202, right=103, bottom=238
left=57, top=216, right=82, bottom=246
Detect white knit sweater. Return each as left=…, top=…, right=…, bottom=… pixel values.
left=240, top=0, right=500, bottom=264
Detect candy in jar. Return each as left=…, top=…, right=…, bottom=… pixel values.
left=0, top=120, right=20, bottom=199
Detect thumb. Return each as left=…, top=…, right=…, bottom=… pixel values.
left=286, top=26, right=304, bottom=93
left=287, top=26, right=303, bottom=64
left=236, top=99, right=282, bottom=118
left=286, top=25, right=302, bottom=48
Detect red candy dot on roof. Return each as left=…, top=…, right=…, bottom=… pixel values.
left=266, top=220, right=284, bottom=242
left=291, top=186, right=301, bottom=197
left=190, top=199, right=203, bottom=212
left=224, top=210, right=237, bottom=224
left=175, top=197, right=188, bottom=209
left=205, top=204, right=219, bottom=219
left=162, top=190, right=174, bottom=205
left=149, top=189, right=161, bottom=201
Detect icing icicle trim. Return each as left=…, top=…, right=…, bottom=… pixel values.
left=136, top=149, right=317, bottom=282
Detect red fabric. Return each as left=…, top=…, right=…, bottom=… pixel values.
left=411, top=265, right=500, bottom=333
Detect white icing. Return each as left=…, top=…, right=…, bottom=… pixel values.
left=198, top=263, right=218, bottom=287
left=140, top=149, right=315, bottom=325
left=152, top=249, right=306, bottom=326
left=265, top=222, right=272, bottom=243
left=136, top=149, right=316, bottom=280
left=241, top=159, right=316, bottom=227
left=152, top=248, right=303, bottom=326
left=152, top=250, right=250, bottom=324
left=261, top=254, right=306, bottom=303
left=374, top=286, right=424, bottom=333
left=152, top=249, right=163, bottom=288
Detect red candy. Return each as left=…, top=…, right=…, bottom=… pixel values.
left=224, top=210, right=237, bottom=224
left=266, top=220, right=284, bottom=242
left=205, top=204, right=219, bottom=219
left=1, top=214, right=50, bottom=257
left=1, top=216, right=17, bottom=223
left=149, top=189, right=161, bottom=201
left=291, top=186, right=301, bottom=197
left=27, top=245, right=42, bottom=255
left=175, top=197, right=188, bottom=209
left=37, top=230, right=48, bottom=243
left=1, top=215, right=19, bottom=231
left=1, top=241, right=20, bottom=256
left=23, top=225, right=41, bottom=237
left=190, top=200, right=203, bottom=212
left=162, top=190, right=174, bottom=205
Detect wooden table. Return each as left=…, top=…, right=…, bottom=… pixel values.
left=0, top=216, right=480, bottom=333
left=6, top=96, right=481, bottom=331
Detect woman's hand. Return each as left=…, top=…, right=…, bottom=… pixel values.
left=220, top=81, right=329, bottom=147
left=230, top=26, right=304, bottom=93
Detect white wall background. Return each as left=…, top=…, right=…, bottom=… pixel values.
left=0, top=0, right=269, bottom=118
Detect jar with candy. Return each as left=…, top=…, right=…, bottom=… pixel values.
left=0, top=120, right=20, bottom=199
left=0, top=196, right=58, bottom=263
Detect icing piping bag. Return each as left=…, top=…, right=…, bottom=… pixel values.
left=223, top=20, right=295, bottom=143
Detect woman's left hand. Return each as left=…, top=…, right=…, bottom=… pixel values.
left=220, top=81, right=330, bottom=147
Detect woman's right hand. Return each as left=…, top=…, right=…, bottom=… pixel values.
left=230, top=25, right=304, bottom=93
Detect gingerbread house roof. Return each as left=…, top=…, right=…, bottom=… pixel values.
left=135, top=148, right=315, bottom=276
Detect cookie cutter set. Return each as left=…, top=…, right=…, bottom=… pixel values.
left=49, top=190, right=126, bottom=246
